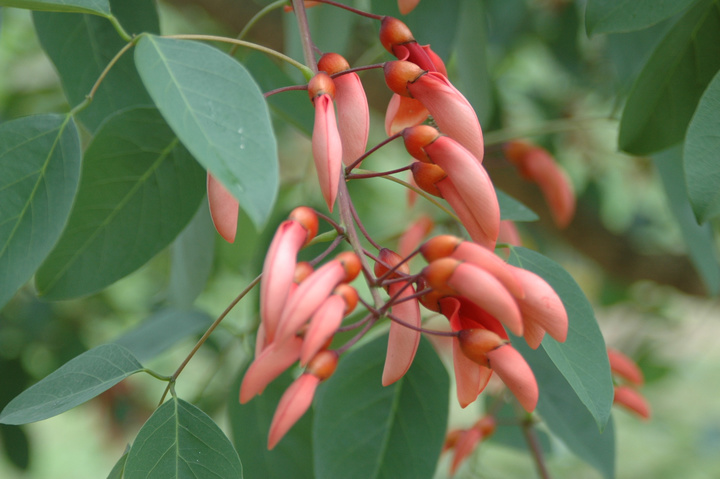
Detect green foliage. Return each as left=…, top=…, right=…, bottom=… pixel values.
left=35, top=107, right=205, bottom=299
left=0, top=114, right=81, bottom=310
left=313, top=336, right=449, bottom=479
left=586, top=0, right=697, bottom=34
left=683, top=69, right=720, bottom=223
left=134, top=35, right=279, bottom=229
left=509, top=247, right=614, bottom=430
left=124, top=397, right=243, bottom=479
left=0, top=344, right=143, bottom=425
left=0, top=0, right=110, bottom=16
left=618, top=0, right=720, bottom=155
left=497, top=189, right=539, bottom=222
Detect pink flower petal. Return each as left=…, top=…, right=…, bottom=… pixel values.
left=275, top=260, right=345, bottom=344
left=300, top=294, right=345, bottom=366
left=409, top=73, right=484, bottom=163
left=511, top=267, right=568, bottom=343
left=447, top=263, right=523, bottom=336
left=334, top=73, right=369, bottom=168
left=607, top=348, right=644, bottom=385
left=382, top=282, right=421, bottom=386
left=398, top=215, right=434, bottom=259
left=486, top=344, right=538, bottom=412
left=385, top=94, right=429, bottom=136
left=398, top=0, right=422, bottom=15
left=450, top=427, right=482, bottom=475
left=260, top=221, right=308, bottom=343
left=451, top=240, right=524, bottom=299
left=312, top=93, right=342, bottom=211
left=207, top=173, right=239, bottom=243
left=268, top=374, right=320, bottom=449
left=239, top=336, right=303, bottom=404
left=436, top=178, right=495, bottom=249
left=613, top=385, right=651, bottom=420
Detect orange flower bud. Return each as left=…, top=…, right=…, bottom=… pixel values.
left=457, top=329, right=507, bottom=367
left=383, top=61, right=425, bottom=97
left=306, top=349, right=339, bottom=380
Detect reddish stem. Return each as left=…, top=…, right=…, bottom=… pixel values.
left=304, top=0, right=383, bottom=20
left=345, top=131, right=403, bottom=173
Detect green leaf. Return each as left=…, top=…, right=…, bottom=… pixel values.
left=454, top=0, right=493, bottom=125
left=656, top=147, right=720, bottom=295
left=313, top=336, right=449, bottom=479
left=485, top=398, right=552, bottom=454
left=0, top=114, right=81, bottom=311
left=135, top=35, right=278, bottom=229
left=124, top=397, right=243, bottom=479
left=113, top=309, right=213, bottom=362
left=516, top=338, right=616, bottom=478
left=228, top=366, right=314, bottom=479
left=497, top=189, right=539, bottom=222
left=0, top=0, right=109, bottom=15
left=168, top=200, right=215, bottom=309
left=0, top=424, right=30, bottom=470
left=586, top=0, right=697, bottom=35
left=0, top=344, right=143, bottom=425
left=684, top=69, right=720, bottom=223
left=35, top=107, right=204, bottom=299
left=618, top=0, right=720, bottom=155
left=508, top=247, right=613, bottom=430
left=33, top=0, right=158, bottom=132
left=107, top=452, right=128, bottom=479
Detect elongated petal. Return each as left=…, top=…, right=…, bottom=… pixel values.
left=383, top=282, right=421, bottom=386
left=300, top=294, right=345, bottom=366
left=275, top=261, right=345, bottom=343
left=607, top=349, right=644, bottom=385
left=312, top=93, right=342, bottom=211
left=447, top=263, right=523, bottom=336
left=334, top=73, right=369, bottom=167
left=260, top=221, right=308, bottom=343
left=436, top=178, right=495, bottom=249
left=450, top=427, right=482, bottom=475
left=442, top=298, right=492, bottom=407
left=613, top=385, right=651, bottom=420
left=426, top=138, right=499, bottom=247
left=268, top=374, right=320, bottom=449
left=450, top=240, right=524, bottom=298
left=522, top=319, right=546, bottom=350
left=450, top=297, right=508, bottom=340
left=398, top=0, right=421, bottom=15
left=398, top=215, right=434, bottom=259
left=240, top=336, right=303, bottom=404
left=385, top=94, right=429, bottom=136
left=498, top=220, right=522, bottom=247
left=486, top=344, right=538, bottom=412
left=207, top=173, right=239, bottom=243
left=409, top=73, right=484, bottom=163
left=511, top=266, right=568, bottom=343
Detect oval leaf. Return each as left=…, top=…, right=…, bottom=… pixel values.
left=35, top=107, right=205, bottom=299
left=657, top=146, right=720, bottom=295
left=0, top=114, right=81, bottom=310
left=313, top=336, right=449, bottom=479
left=33, top=0, right=158, bottom=132
left=228, top=366, right=314, bottom=479
left=124, top=397, right=243, bottom=479
left=508, top=247, right=613, bottom=430
left=684, top=69, right=720, bottom=224
left=618, top=0, right=720, bottom=155
left=135, top=35, right=278, bottom=229
left=586, top=0, right=696, bottom=35
left=0, top=344, right=143, bottom=425
left=497, top=189, right=538, bottom=222
left=107, top=452, right=128, bottom=479
left=0, top=0, right=109, bottom=15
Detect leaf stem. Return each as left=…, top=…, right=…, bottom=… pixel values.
left=164, top=34, right=313, bottom=79
left=142, top=369, right=172, bottom=381
left=233, top=0, right=288, bottom=48
left=106, top=14, right=133, bottom=42
left=306, top=0, right=383, bottom=20
left=158, top=274, right=262, bottom=405
left=522, top=418, right=552, bottom=479
left=292, top=0, right=319, bottom=76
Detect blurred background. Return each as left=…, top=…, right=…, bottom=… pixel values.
left=1, top=0, right=719, bottom=478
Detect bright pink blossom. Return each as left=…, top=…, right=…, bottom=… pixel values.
left=308, top=73, right=342, bottom=211
left=207, top=173, right=239, bottom=243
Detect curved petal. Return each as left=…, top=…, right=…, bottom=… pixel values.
left=447, top=263, right=523, bottom=336
left=260, top=221, right=308, bottom=343
left=398, top=215, right=434, bottom=259
left=398, top=0, right=422, bottom=15
left=442, top=297, right=492, bottom=407
left=486, top=344, right=538, bottom=412
left=436, top=178, right=495, bottom=249
left=385, top=94, right=429, bottom=136
left=312, top=94, right=342, bottom=211
left=450, top=428, right=482, bottom=475
left=451, top=241, right=524, bottom=299
left=239, top=336, right=303, bottom=404
left=207, top=173, right=239, bottom=243
left=613, top=385, right=651, bottom=420
left=607, top=348, right=644, bottom=385
left=409, top=73, right=484, bottom=163
left=426, top=138, right=500, bottom=247
left=382, top=282, right=422, bottom=386
left=511, top=266, right=568, bottom=343
left=498, top=220, right=522, bottom=247
left=268, top=374, right=320, bottom=449
left=334, top=73, right=369, bottom=168
left=300, top=294, right=346, bottom=366
left=275, top=260, right=345, bottom=343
